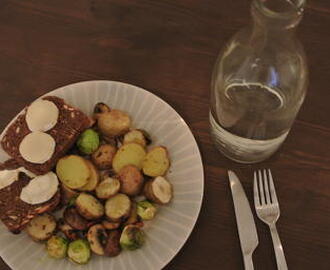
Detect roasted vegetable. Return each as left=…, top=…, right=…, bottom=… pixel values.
left=142, top=146, right=170, bottom=177
left=68, top=239, right=91, bottom=264
left=91, top=144, right=117, bottom=170
left=137, top=200, right=157, bottom=220
left=76, top=129, right=100, bottom=155
left=102, top=220, right=120, bottom=230
left=123, top=129, right=147, bottom=147
left=144, top=176, right=173, bottom=204
left=76, top=193, right=104, bottom=220
left=58, top=219, right=79, bottom=241
left=63, top=207, right=89, bottom=231
left=94, top=103, right=111, bottom=118
left=87, top=224, right=107, bottom=256
left=97, top=109, right=131, bottom=137
left=46, top=236, right=68, bottom=259
left=61, top=184, right=79, bottom=205
left=124, top=201, right=138, bottom=225
left=56, top=155, right=90, bottom=189
left=105, top=193, right=131, bottom=222
left=112, top=143, right=146, bottom=173
left=120, top=225, right=145, bottom=251
left=104, top=230, right=121, bottom=257
left=26, top=213, right=56, bottom=242
left=118, top=165, right=144, bottom=196
left=95, top=177, right=120, bottom=199
left=78, top=160, right=100, bottom=191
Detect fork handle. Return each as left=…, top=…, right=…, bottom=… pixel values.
left=243, top=253, right=254, bottom=270
left=269, top=224, right=288, bottom=270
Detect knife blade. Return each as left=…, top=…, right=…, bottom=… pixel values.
left=228, top=171, right=258, bottom=270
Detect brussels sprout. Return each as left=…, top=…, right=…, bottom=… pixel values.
left=77, top=129, right=100, bottom=155
left=68, top=239, right=91, bottom=264
left=46, top=236, right=68, bottom=259
left=120, top=225, right=145, bottom=251
left=137, top=200, right=157, bottom=221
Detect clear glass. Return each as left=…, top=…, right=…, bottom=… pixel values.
left=210, top=0, right=308, bottom=163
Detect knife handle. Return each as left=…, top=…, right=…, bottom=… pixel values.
left=243, top=254, right=254, bottom=270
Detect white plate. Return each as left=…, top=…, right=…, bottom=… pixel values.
left=0, top=81, right=204, bottom=270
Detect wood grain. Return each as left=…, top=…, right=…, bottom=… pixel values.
left=0, top=0, right=329, bottom=269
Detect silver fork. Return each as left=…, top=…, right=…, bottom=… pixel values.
left=253, top=169, right=288, bottom=270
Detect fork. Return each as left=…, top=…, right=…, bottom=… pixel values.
left=253, top=169, right=288, bottom=270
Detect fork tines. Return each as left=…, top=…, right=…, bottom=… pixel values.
left=254, top=169, right=278, bottom=206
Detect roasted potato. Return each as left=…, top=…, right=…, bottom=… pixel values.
left=63, top=207, right=89, bottom=231
left=124, top=201, right=138, bottom=225
left=76, top=193, right=104, bottom=220
left=91, top=144, right=117, bottom=170
left=118, top=165, right=144, bottom=196
left=123, top=129, right=147, bottom=147
left=56, top=155, right=90, bottom=189
left=61, top=184, right=79, bottom=205
left=95, top=177, right=120, bottom=199
left=105, top=194, right=131, bottom=222
left=102, top=220, right=121, bottom=230
left=142, top=146, right=170, bottom=177
left=87, top=224, right=107, bottom=256
left=58, top=219, right=79, bottom=241
left=78, top=160, right=100, bottom=191
left=112, top=143, right=146, bottom=173
left=68, top=239, right=91, bottom=264
left=26, top=213, right=56, bottom=242
left=94, top=102, right=111, bottom=118
left=104, top=230, right=121, bottom=257
left=97, top=109, right=131, bottom=137
left=144, top=176, right=173, bottom=204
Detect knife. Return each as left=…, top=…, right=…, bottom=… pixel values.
left=228, top=171, right=259, bottom=270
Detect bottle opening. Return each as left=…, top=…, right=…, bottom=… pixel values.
left=254, top=0, right=305, bottom=16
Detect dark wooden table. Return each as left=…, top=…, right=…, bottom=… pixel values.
left=0, top=0, right=329, bottom=269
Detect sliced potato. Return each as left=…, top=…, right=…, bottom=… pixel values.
left=95, top=177, right=120, bottom=199
left=112, top=143, right=146, bottom=173
left=94, top=102, right=111, bottom=118
left=105, top=194, right=131, bottom=222
left=118, top=165, right=144, bottom=196
left=76, top=193, right=104, bottom=220
left=26, top=213, right=56, bottom=242
left=87, top=224, right=107, bottom=256
left=98, top=109, right=131, bottom=137
left=104, top=230, right=121, bottom=257
left=144, top=176, right=173, bottom=204
left=63, top=207, right=89, bottom=231
left=124, top=201, right=138, bottom=225
left=123, top=129, right=146, bottom=147
left=102, top=220, right=120, bottom=230
left=91, top=144, right=117, bottom=170
left=78, top=160, right=100, bottom=191
left=56, top=155, right=90, bottom=189
left=61, top=184, right=79, bottom=205
left=58, top=219, right=79, bottom=241
left=142, top=146, right=170, bottom=177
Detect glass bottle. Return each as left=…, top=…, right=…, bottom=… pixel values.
left=210, top=0, right=308, bottom=163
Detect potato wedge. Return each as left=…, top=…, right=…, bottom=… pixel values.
left=124, top=201, right=138, bottom=225
left=123, top=129, right=146, bottom=147
left=112, top=143, right=146, bottom=173
left=87, top=224, right=107, bottom=256
left=56, top=155, right=90, bottom=189
left=104, top=230, right=121, bottom=257
left=58, top=219, right=79, bottom=241
left=78, top=160, right=100, bottom=191
left=142, top=146, right=170, bottom=177
left=76, top=193, right=104, bottom=220
left=102, top=220, right=120, bottom=230
left=98, top=109, right=131, bottom=137
left=144, top=176, right=173, bottom=204
left=95, top=177, right=120, bottom=199
left=91, top=144, right=117, bottom=170
left=26, top=213, right=56, bottom=242
left=61, top=184, right=79, bottom=205
left=63, top=207, right=89, bottom=231
left=105, top=194, right=131, bottom=222
left=118, top=165, right=144, bottom=196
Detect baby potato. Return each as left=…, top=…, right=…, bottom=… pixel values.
left=123, top=129, right=147, bottom=147
left=78, top=160, right=100, bottom=192
left=105, top=194, right=131, bottom=222
left=104, top=230, right=121, bottom=257
left=96, top=177, right=120, bottom=199
left=98, top=109, right=131, bottom=137
left=92, top=144, right=117, bottom=170
left=26, top=214, right=56, bottom=242
left=142, top=146, right=170, bottom=177
left=87, top=224, right=108, bottom=256
left=63, top=207, right=89, bottom=231
left=76, top=193, right=105, bottom=220
left=118, top=165, right=144, bottom=196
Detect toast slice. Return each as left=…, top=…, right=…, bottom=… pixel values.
left=1, top=96, right=92, bottom=175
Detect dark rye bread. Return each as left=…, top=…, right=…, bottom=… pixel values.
left=1, top=96, right=92, bottom=175
left=0, top=159, right=60, bottom=233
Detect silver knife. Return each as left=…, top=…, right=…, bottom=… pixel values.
left=228, top=171, right=259, bottom=270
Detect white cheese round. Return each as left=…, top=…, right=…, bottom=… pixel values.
left=20, top=172, right=59, bottom=205
left=0, top=169, right=19, bottom=190
left=26, top=99, right=59, bottom=132
left=19, top=131, right=56, bottom=164
left=18, top=167, right=36, bottom=178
